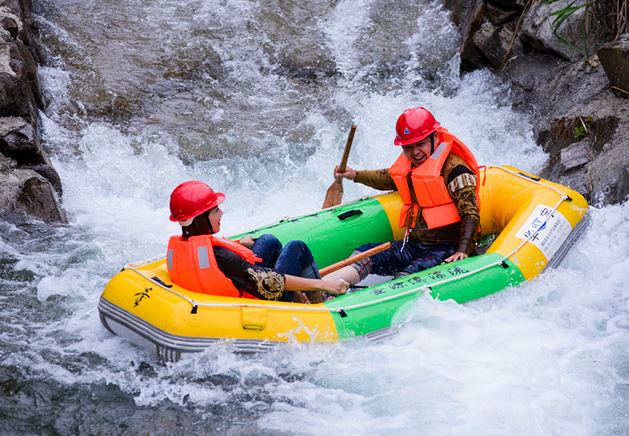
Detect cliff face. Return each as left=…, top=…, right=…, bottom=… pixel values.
left=0, top=0, right=65, bottom=223
left=449, top=0, right=629, bottom=206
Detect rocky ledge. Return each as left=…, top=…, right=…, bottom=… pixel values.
left=0, top=0, right=65, bottom=223
left=448, top=0, right=629, bottom=206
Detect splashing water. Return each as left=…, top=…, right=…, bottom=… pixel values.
left=0, top=0, right=627, bottom=434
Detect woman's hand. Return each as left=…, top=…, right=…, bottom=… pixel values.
left=239, top=235, right=255, bottom=248
left=320, top=278, right=350, bottom=295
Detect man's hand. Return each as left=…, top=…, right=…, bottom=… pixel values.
left=443, top=252, right=468, bottom=263
left=334, top=165, right=357, bottom=181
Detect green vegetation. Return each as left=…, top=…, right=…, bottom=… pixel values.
left=542, top=0, right=628, bottom=59
left=574, top=116, right=594, bottom=139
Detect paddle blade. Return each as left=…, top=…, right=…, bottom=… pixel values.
left=322, top=179, right=343, bottom=209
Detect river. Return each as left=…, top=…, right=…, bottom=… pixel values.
left=0, top=0, right=628, bottom=434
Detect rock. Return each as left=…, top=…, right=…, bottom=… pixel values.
left=0, top=154, right=66, bottom=223
left=0, top=116, right=61, bottom=193
left=597, top=34, right=629, bottom=98
left=560, top=137, right=595, bottom=171
left=2, top=16, right=18, bottom=39
left=16, top=176, right=67, bottom=223
left=537, top=113, right=618, bottom=158
left=490, top=0, right=527, bottom=10
left=486, top=2, right=520, bottom=26
left=0, top=116, right=42, bottom=162
left=589, top=137, right=629, bottom=205
left=458, top=0, right=487, bottom=70
left=539, top=137, right=594, bottom=198
left=536, top=97, right=628, bottom=204
left=21, top=163, right=62, bottom=194
left=519, top=0, right=603, bottom=62
left=473, top=21, right=523, bottom=69
left=0, top=36, right=43, bottom=120
left=0, top=70, right=32, bottom=118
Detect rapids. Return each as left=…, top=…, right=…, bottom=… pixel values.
left=0, top=0, right=627, bottom=434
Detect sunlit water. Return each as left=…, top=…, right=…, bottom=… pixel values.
left=0, top=0, right=627, bottom=434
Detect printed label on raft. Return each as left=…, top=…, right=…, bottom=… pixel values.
left=515, top=205, right=572, bottom=260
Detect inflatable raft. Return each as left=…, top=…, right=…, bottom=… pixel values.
left=99, top=166, right=589, bottom=361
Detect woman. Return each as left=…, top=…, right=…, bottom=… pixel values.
left=166, top=180, right=349, bottom=302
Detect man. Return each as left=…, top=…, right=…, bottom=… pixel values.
left=325, top=107, right=481, bottom=284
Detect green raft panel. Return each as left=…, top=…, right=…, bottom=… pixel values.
left=239, top=196, right=395, bottom=269
left=324, top=253, right=526, bottom=340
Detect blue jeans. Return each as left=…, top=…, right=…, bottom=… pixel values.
left=356, top=240, right=457, bottom=277
left=251, top=234, right=320, bottom=301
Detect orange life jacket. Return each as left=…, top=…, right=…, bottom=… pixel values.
left=167, top=234, right=262, bottom=297
left=389, top=127, right=480, bottom=230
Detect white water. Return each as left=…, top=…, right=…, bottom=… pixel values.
left=2, top=0, right=628, bottom=434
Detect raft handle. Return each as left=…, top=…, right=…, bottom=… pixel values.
left=516, top=172, right=541, bottom=181
left=499, top=261, right=509, bottom=268
left=150, top=276, right=172, bottom=288
left=337, top=209, right=363, bottom=221
left=191, top=303, right=198, bottom=314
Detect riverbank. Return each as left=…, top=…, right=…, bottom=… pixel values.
left=449, top=0, right=629, bottom=205
left=0, top=0, right=65, bottom=223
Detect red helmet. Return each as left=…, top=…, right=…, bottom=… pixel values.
left=169, top=180, right=225, bottom=222
left=394, top=107, right=441, bottom=146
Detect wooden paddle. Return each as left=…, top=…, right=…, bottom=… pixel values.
left=322, top=125, right=356, bottom=209
left=319, top=242, right=392, bottom=276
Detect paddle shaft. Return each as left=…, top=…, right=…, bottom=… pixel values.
left=319, top=242, right=392, bottom=276
left=321, top=124, right=357, bottom=209
left=339, top=124, right=356, bottom=173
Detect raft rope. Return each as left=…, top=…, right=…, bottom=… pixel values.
left=124, top=166, right=579, bottom=317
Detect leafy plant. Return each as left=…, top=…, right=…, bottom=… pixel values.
left=541, top=0, right=594, bottom=56
left=540, top=0, right=629, bottom=59
left=574, top=125, right=587, bottom=138
left=574, top=116, right=594, bottom=139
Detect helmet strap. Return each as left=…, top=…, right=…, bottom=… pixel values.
left=430, top=133, right=435, bottom=155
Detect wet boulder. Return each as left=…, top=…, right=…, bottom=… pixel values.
left=472, top=20, right=523, bottom=69
left=0, top=116, right=62, bottom=192
left=519, top=0, right=603, bottom=63
left=0, top=154, right=66, bottom=222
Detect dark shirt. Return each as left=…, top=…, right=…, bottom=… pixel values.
left=214, top=246, right=285, bottom=300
